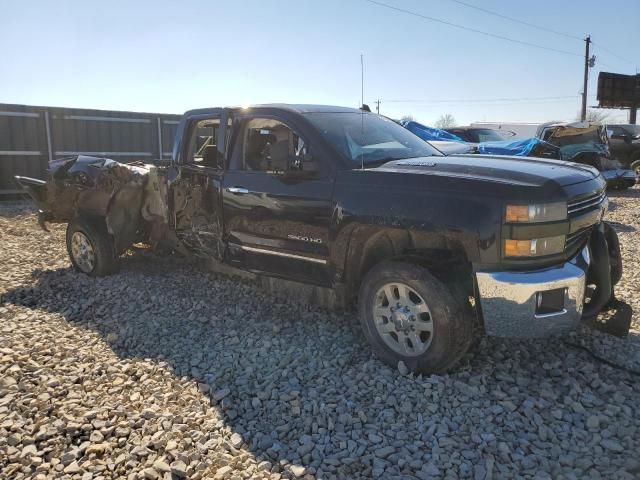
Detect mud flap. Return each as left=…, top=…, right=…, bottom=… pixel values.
left=582, top=222, right=632, bottom=337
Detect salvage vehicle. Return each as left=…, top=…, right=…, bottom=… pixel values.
left=403, top=120, right=561, bottom=160
left=396, top=120, right=475, bottom=155
left=15, top=104, right=630, bottom=373
left=606, top=124, right=640, bottom=176
left=444, top=126, right=507, bottom=143
left=537, top=122, right=637, bottom=189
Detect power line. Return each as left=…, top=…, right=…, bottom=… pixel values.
left=446, top=0, right=582, bottom=41
left=591, top=42, right=636, bottom=67
left=384, top=95, right=593, bottom=104
left=446, top=0, right=637, bottom=67
left=592, top=56, right=617, bottom=71
left=364, top=0, right=582, bottom=57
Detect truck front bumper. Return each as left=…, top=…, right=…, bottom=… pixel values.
left=476, top=247, right=590, bottom=338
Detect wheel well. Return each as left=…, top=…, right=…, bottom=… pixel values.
left=74, top=212, right=106, bottom=227
left=346, top=229, right=473, bottom=301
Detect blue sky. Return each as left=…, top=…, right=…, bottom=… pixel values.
left=1, top=0, right=638, bottom=125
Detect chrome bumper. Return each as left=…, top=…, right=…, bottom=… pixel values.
left=476, top=247, right=590, bottom=338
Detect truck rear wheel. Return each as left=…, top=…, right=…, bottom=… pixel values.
left=358, top=261, right=472, bottom=374
left=66, top=217, right=119, bottom=276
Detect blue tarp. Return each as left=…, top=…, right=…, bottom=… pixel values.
left=402, top=120, right=560, bottom=158
left=402, top=121, right=465, bottom=143
left=477, top=138, right=547, bottom=157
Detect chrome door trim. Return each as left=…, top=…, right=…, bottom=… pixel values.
left=240, top=245, right=327, bottom=264
left=226, top=187, right=250, bottom=194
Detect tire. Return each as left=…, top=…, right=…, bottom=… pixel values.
left=631, top=159, right=640, bottom=180
left=66, top=217, right=119, bottom=276
left=358, top=261, right=473, bottom=374
left=604, top=223, right=622, bottom=287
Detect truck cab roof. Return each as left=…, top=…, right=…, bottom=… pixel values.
left=183, top=104, right=362, bottom=118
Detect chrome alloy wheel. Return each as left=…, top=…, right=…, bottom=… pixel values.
left=70, top=231, right=95, bottom=273
left=373, top=282, right=434, bottom=356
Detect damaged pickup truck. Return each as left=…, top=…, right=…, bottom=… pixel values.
left=15, top=105, right=631, bottom=373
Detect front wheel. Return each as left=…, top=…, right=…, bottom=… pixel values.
left=358, top=261, right=473, bottom=374
left=66, top=217, right=119, bottom=276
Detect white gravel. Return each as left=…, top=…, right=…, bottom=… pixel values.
left=1, top=188, right=640, bottom=480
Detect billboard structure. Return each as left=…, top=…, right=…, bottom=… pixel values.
left=597, top=72, right=640, bottom=123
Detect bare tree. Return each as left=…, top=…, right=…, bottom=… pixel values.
left=400, top=115, right=415, bottom=123
left=575, top=109, right=610, bottom=123
left=434, top=114, right=456, bottom=129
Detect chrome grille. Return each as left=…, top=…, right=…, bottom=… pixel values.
left=567, top=190, right=606, bottom=216
left=566, top=227, right=592, bottom=251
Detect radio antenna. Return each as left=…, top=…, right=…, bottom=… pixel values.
left=360, top=53, right=364, bottom=170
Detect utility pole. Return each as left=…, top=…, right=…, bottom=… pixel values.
left=375, top=99, right=381, bottom=114
left=581, top=35, right=591, bottom=122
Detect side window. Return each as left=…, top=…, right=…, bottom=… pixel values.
left=242, top=118, right=318, bottom=174
left=607, top=126, right=622, bottom=138
left=187, top=118, right=220, bottom=167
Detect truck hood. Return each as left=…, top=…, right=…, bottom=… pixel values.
left=373, top=154, right=600, bottom=187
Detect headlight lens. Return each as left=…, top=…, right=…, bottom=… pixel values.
left=504, top=236, right=565, bottom=257
left=505, top=202, right=567, bottom=223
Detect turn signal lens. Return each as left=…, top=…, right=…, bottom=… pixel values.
left=505, top=205, right=530, bottom=223
left=504, top=235, right=565, bottom=258
left=504, top=239, right=534, bottom=257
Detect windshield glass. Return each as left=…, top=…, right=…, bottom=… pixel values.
left=473, top=129, right=505, bottom=142
left=305, top=112, right=441, bottom=166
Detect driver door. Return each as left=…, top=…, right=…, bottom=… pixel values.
left=222, top=115, right=334, bottom=286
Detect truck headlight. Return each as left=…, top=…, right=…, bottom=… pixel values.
left=504, top=236, right=565, bottom=257
left=505, top=202, right=567, bottom=223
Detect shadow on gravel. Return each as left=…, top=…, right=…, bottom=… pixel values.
left=0, top=200, right=36, bottom=218
left=607, top=186, right=640, bottom=199
left=2, top=251, right=640, bottom=478
left=606, top=221, right=637, bottom=233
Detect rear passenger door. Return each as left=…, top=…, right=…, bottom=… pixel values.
left=222, top=114, right=334, bottom=286
left=170, top=112, right=227, bottom=258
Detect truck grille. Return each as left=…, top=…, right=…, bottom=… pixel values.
left=567, top=189, right=606, bottom=216
left=565, top=189, right=607, bottom=255
left=566, top=227, right=592, bottom=251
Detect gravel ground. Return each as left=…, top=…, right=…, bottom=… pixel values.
left=1, top=189, right=639, bottom=480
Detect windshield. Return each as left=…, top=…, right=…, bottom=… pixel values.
left=473, top=129, right=505, bottom=142
left=305, top=112, right=441, bottom=166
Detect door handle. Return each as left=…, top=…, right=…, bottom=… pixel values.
left=226, top=186, right=249, bottom=194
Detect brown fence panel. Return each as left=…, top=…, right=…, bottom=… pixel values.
left=0, top=103, right=181, bottom=196
left=0, top=105, right=49, bottom=194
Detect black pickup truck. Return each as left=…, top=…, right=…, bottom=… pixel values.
left=15, top=104, right=628, bottom=373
